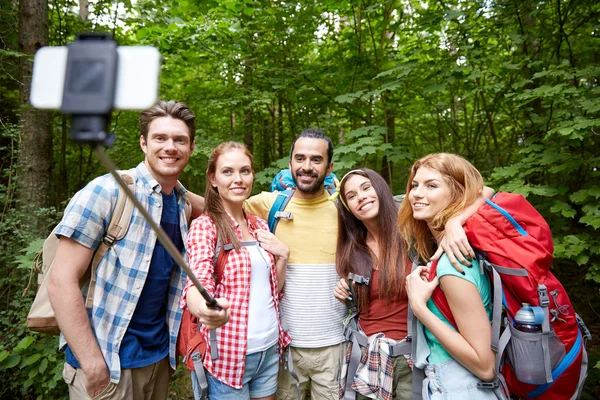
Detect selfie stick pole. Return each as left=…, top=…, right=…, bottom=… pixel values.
left=93, top=146, right=221, bottom=310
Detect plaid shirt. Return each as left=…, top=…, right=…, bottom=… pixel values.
left=56, top=162, right=188, bottom=383
left=340, top=333, right=413, bottom=400
left=182, top=211, right=292, bottom=389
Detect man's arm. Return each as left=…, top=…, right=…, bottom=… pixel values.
left=48, top=237, right=110, bottom=397
left=186, top=191, right=205, bottom=218
left=432, top=186, right=495, bottom=271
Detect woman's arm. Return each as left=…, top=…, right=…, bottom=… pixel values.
left=433, top=186, right=495, bottom=271
left=184, top=217, right=230, bottom=329
left=406, top=267, right=495, bottom=381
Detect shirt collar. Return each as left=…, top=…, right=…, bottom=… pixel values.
left=135, top=162, right=187, bottom=200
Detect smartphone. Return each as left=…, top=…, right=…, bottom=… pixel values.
left=30, top=46, right=160, bottom=110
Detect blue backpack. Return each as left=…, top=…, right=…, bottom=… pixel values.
left=267, top=169, right=337, bottom=232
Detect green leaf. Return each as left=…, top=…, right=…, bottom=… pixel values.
left=0, top=49, right=26, bottom=58
left=38, top=358, right=48, bottom=374
left=28, top=366, right=39, bottom=378
left=575, top=254, right=589, bottom=265
left=570, top=190, right=589, bottom=204
left=334, top=94, right=356, bottom=104
left=20, top=353, right=42, bottom=368
left=15, top=336, right=35, bottom=351
left=345, top=126, right=387, bottom=139
left=580, top=215, right=600, bottom=229
left=2, top=354, right=21, bottom=369
left=549, top=201, right=576, bottom=218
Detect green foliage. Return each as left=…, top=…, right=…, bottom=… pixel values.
left=2, top=0, right=600, bottom=397
left=0, top=209, right=65, bottom=398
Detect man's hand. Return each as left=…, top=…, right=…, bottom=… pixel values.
left=431, top=216, right=473, bottom=273
left=82, top=356, right=111, bottom=397
left=193, top=297, right=231, bottom=330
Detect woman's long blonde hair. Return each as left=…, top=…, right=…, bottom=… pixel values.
left=398, top=153, right=483, bottom=261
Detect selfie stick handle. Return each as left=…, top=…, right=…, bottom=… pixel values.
left=93, top=146, right=221, bottom=310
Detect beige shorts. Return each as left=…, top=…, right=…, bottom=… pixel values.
left=62, top=357, right=169, bottom=400
left=277, top=342, right=347, bottom=400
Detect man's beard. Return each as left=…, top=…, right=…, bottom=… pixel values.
left=292, top=169, right=325, bottom=195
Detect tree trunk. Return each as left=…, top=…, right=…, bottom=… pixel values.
left=18, top=0, right=52, bottom=231
left=79, top=0, right=88, bottom=20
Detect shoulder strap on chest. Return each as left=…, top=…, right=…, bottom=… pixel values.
left=85, top=168, right=137, bottom=308
left=267, top=189, right=294, bottom=233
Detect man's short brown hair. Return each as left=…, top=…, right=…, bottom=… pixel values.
left=139, top=100, right=196, bottom=143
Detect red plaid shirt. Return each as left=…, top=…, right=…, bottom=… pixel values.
left=181, top=211, right=291, bottom=388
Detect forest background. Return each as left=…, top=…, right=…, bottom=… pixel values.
left=0, top=0, right=599, bottom=398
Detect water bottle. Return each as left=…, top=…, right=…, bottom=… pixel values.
left=514, top=303, right=542, bottom=333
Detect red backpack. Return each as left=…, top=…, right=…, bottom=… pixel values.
left=429, top=192, right=590, bottom=400
left=176, top=213, right=261, bottom=371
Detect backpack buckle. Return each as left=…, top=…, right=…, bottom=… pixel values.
left=274, top=211, right=293, bottom=220
left=538, top=284, right=550, bottom=307
left=102, top=234, right=116, bottom=247
left=576, top=314, right=592, bottom=341
left=348, top=273, right=370, bottom=285
left=477, top=381, right=499, bottom=389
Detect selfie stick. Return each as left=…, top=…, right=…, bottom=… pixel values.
left=57, top=33, right=220, bottom=310
left=93, top=148, right=221, bottom=310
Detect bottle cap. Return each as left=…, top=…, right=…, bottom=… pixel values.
left=515, top=305, right=536, bottom=324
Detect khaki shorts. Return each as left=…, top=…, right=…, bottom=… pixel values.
left=277, top=342, right=347, bottom=400
left=62, top=357, right=169, bottom=400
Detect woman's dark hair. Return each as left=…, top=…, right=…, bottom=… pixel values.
left=336, top=168, right=407, bottom=312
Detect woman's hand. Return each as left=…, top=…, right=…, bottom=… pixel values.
left=192, top=296, right=231, bottom=331
left=255, top=229, right=289, bottom=261
left=431, top=216, right=473, bottom=272
left=405, top=265, right=439, bottom=313
left=333, top=278, right=352, bottom=304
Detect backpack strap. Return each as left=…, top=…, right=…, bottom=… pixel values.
left=267, top=189, right=294, bottom=233
left=428, top=259, right=458, bottom=328
left=85, top=168, right=136, bottom=308
left=208, top=229, right=235, bottom=361
left=184, top=198, right=192, bottom=224
left=409, top=257, right=426, bottom=400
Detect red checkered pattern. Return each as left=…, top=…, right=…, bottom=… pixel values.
left=182, top=211, right=291, bottom=389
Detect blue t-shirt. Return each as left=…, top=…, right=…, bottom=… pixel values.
left=424, top=254, right=492, bottom=365
left=66, top=191, right=183, bottom=369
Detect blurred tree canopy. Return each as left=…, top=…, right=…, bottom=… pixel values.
left=1, top=0, right=599, bottom=398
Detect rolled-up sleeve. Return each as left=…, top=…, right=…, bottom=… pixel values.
left=180, top=215, right=217, bottom=308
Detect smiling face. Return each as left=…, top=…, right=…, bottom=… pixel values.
left=289, top=137, right=333, bottom=199
left=343, top=174, right=380, bottom=223
left=209, top=149, right=254, bottom=213
left=408, top=166, right=452, bottom=225
left=140, top=116, right=194, bottom=193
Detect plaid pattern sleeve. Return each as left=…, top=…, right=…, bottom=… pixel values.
left=183, top=212, right=291, bottom=389
left=181, top=215, right=219, bottom=306
left=55, top=162, right=188, bottom=383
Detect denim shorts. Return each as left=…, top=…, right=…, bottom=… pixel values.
left=193, top=343, right=279, bottom=399
left=424, top=358, right=497, bottom=400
